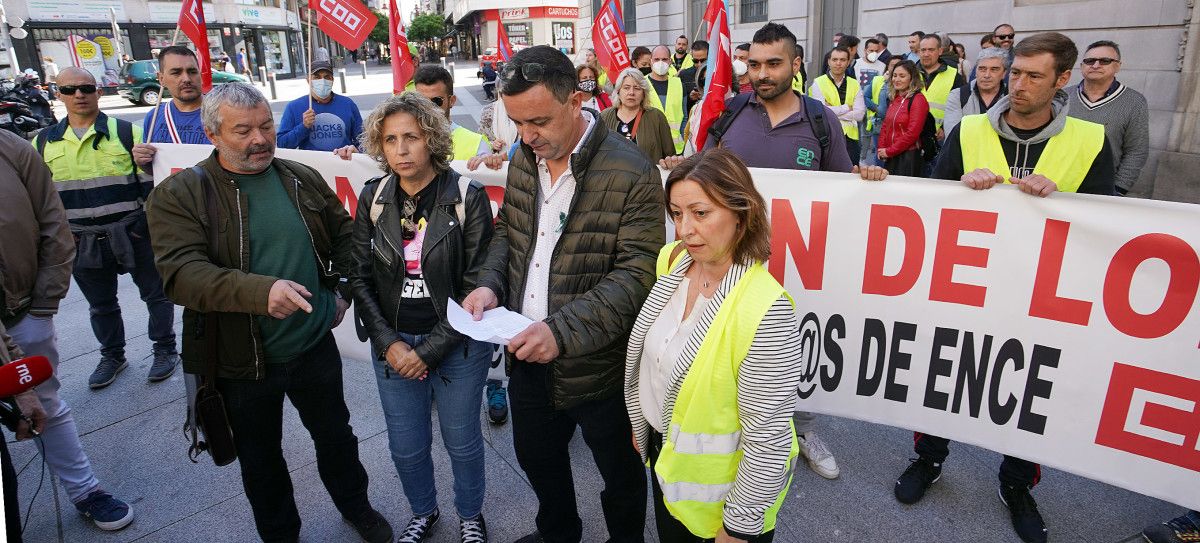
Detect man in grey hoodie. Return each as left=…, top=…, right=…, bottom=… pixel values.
left=942, top=47, right=1010, bottom=134
left=897, top=32, right=1115, bottom=543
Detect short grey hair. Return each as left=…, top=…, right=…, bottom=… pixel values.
left=360, top=91, right=452, bottom=174
left=201, top=82, right=269, bottom=133
left=610, top=67, right=655, bottom=111
left=976, top=47, right=1011, bottom=70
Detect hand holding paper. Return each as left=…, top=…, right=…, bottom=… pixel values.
left=447, top=299, right=534, bottom=345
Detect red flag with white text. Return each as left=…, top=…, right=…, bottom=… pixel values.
left=688, top=0, right=732, bottom=152
left=177, top=0, right=212, bottom=92
left=591, top=0, right=630, bottom=83
left=312, top=0, right=377, bottom=51
left=388, top=0, right=413, bottom=94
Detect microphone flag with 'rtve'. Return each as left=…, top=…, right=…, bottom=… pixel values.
left=591, top=0, right=631, bottom=84
left=0, top=355, right=53, bottom=398
left=311, top=0, right=377, bottom=51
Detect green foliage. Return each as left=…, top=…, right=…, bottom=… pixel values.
left=407, top=13, right=446, bottom=43
left=369, top=9, right=390, bottom=45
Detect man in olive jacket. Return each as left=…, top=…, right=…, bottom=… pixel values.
left=145, top=83, right=392, bottom=543
left=464, top=46, right=664, bottom=543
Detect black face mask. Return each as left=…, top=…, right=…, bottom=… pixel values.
left=639, top=66, right=652, bottom=76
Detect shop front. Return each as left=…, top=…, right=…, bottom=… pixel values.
left=231, top=5, right=303, bottom=79
left=482, top=6, right=579, bottom=57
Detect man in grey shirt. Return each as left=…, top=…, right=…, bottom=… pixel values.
left=944, top=48, right=1010, bottom=134
left=1068, top=40, right=1149, bottom=195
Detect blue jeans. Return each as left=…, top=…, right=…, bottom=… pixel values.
left=374, top=334, right=489, bottom=519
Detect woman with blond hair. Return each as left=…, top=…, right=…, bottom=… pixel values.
left=600, top=67, right=678, bottom=163
left=349, top=92, right=495, bottom=543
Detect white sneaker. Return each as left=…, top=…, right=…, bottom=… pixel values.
left=797, top=431, right=840, bottom=479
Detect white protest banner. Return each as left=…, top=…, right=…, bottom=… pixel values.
left=153, top=145, right=1200, bottom=511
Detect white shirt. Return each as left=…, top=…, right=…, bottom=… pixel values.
left=519, top=111, right=596, bottom=321
left=639, top=277, right=711, bottom=433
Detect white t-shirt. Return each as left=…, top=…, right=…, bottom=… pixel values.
left=639, top=276, right=712, bottom=433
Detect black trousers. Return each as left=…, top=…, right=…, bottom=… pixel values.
left=845, top=137, right=862, bottom=166
left=509, top=361, right=647, bottom=543
left=217, top=334, right=372, bottom=542
left=914, top=432, right=1041, bottom=488
left=648, top=431, right=774, bottom=543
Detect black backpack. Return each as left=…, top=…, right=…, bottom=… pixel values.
left=906, top=95, right=940, bottom=163
left=708, top=92, right=831, bottom=160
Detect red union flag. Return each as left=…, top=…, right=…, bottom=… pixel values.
left=688, top=0, right=732, bottom=151
left=388, top=0, right=413, bottom=94
left=312, top=0, right=377, bottom=51
left=177, top=0, right=212, bottom=92
left=591, top=0, right=630, bottom=83
left=496, top=22, right=515, bottom=62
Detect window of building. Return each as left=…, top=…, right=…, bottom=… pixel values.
left=592, top=0, right=636, bottom=34
left=739, top=0, right=767, bottom=24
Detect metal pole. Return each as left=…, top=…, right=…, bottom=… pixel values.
left=0, top=5, right=22, bottom=76
left=338, top=68, right=346, bottom=94
left=440, top=56, right=446, bottom=68
left=359, top=59, right=366, bottom=79
left=109, top=8, right=126, bottom=65
left=258, top=65, right=267, bottom=86
left=267, top=72, right=277, bottom=99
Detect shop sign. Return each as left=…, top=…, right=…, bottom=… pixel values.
left=148, top=2, right=216, bottom=24
left=503, top=23, right=530, bottom=46
left=28, top=0, right=126, bottom=22
left=240, top=6, right=287, bottom=27
left=546, top=7, right=580, bottom=18
left=552, top=22, right=574, bottom=54
left=499, top=8, right=529, bottom=20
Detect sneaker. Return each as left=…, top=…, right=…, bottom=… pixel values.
left=486, top=379, right=508, bottom=424
left=513, top=532, right=544, bottom=543
left=88, top=356, right=127, bottom=389
left=397, top=509, right=440, bottom=543
left=1143, top=511, right=1200, bottom=543
left=147, top=349, right=180, bottom=382
left=460, top=515, right=488, bottom=543
left=74, top=490, right=134, bottom=531
left=797, top=431, right=839, bottom=479
left=348, top=508, right=393, bottom=543
left=894, top=457, right=941, bottom=504
left=998, top=485, right=1048, bottom=543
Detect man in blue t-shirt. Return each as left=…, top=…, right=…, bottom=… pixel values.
left=277, top=61, right=362, bottom=159
left=131, top=46, right=211, bottom=174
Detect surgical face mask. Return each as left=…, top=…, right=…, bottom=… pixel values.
left=866, top=51, right=880, bottom=63
left=652, top=61, right=670, bottom=76
left=578, top=80, right=597, bottom=93
left=311, top=78, right=333, bottom=99
left=732, top=59, right=748, bottom=77
left=639, top=66, right=653, bottom=76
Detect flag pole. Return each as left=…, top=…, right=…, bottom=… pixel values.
left=307, top=7, right=315, bottom=110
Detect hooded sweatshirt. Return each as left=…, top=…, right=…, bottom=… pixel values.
left=931, top=89, right=1115, bottom=195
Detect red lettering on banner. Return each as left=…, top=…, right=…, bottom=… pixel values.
left=1029, top=219, right=1093, bottom=325
left=1103, top=234, right=1200, bottom=339
left=1095, top=362, right=1200, bottom=472
left=336, top=176, right=358, bottom=218
left=483, top=186, right=505, bottom=215
left=862, top=205, right=924, bottom=296
left=170, top=167, right=183, bottom=175
left=768, top=199, right=828, bottom=289
left=929, top=208, right=996, bottom=308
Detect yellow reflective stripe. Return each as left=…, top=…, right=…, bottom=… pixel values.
left=657, top=478, right=733, bottom=504
left=65, top=200, right=141, bottom=220
left=668, top=423, right=741, bottom=455
left=54, top=174, right=135, bottom=191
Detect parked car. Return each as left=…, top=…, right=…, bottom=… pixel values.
left=118, top=60, right=248, bottom=105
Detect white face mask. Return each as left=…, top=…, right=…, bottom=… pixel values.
left=866, top=51, right=880, bottom=63
left=732, top=59, right=748, bottom=77
left=311, top=79, right=333, bottom=99
left=652, top=61, right=670, bottom=76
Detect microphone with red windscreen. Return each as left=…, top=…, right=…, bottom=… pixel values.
left=0, top=355, right=53, bottom=434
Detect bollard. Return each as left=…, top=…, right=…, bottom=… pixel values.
left=441, top=56, right=446, bottom=68
left=359, top=60, right=367, bottom=79
left=258, top=66, right=268, bottom=87
left=338, top=69, right=347, bottom=94
left=267, top=73, right=277, bottom=100
left=449, top=61, right=455, bottom=73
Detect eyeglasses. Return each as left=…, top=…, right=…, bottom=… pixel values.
left=994, top=33, right=1015, bottom=41
left=501, top=62, right=546, bottom=83
left=59, top=84, right=98, bottom=95
left=429, top=96, right=445, bottom=107
left=1082, top=57, right=1120, bottom=67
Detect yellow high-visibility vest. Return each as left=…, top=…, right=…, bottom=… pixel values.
left=958, top=113, right=1105, bottom=193
left=809, top=73, right=861, bottom=140
left=651, top=241, right=799, bottom=539
left=921, top=65, right=959, bottom=127
left=648, top=76, right=686, bottom=153
left=668, top=54, right=695, bottom=78
left=451, top=125, right=489, bottom=161
left=866, top=75, right=887, bottom=132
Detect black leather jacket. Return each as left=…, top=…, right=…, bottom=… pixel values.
left=349, top=169, right=494, bottom=370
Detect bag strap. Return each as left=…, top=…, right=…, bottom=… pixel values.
left=630, top=108, right=644, bottom=141
left=802, top=95, right=831, bottom=155
left=454, top=176, right=471, bottom=224
left=191, top=165, right=222, bottom=387
left=959, top=84, right=972, bottom=108
left=34, top=128, right=49, bottom=155
left=706, top=92, right=753, bottom=147
left=368, top=174, right=391, bottom=225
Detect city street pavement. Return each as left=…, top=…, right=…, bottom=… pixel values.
left=14, top=61, right=1183, bottom=543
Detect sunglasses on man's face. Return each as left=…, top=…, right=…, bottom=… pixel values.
left=994, top=33, right=1015, bottom=41
left=1082, top=57, right=1119, bottom=67
left=429, top=96, right=446, bottom=107
left=59, top=84, right=98, bottom=96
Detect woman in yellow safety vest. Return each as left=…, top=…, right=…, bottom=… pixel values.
left=624, top=148, right=804, bottom=543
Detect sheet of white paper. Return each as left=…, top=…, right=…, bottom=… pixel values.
left=447, top=299, right=535, bottom=345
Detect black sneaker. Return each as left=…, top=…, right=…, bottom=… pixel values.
left=894, top=456, right=941, bottom=504
left=350, top=508, right=394, bottom=543
left=486, top=379, right=508, bottom=424
left=89, top=356, right=127, bottom=389
left=1142, top=510, right=1200, bottom=543
left=74, top=489, right=134, bottom=531
left=397, top=509, right=440, bottom=543
left=998, top=485, right=1048, bottom=543
left=147, top=349, right=180, bottom=382
left=513, top=532, right=543, bottom=543
left=460, top=515, right=488, bottom=543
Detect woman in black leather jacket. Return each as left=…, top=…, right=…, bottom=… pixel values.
left=349, top=92, right=495, bottom=543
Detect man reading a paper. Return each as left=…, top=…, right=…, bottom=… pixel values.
left=462, top=46, right=664, bottom=543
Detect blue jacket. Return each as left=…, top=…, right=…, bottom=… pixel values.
left=277, top=93, right=364, bottom=151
